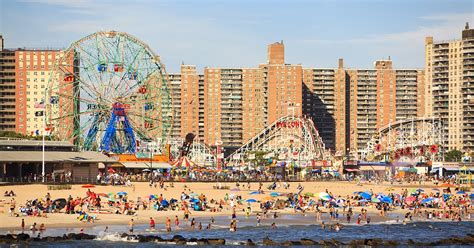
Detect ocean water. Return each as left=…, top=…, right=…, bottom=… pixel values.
left=4, top=215, right=474, bottom=247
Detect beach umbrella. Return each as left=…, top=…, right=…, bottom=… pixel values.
left=189, top=193, right=199, bottom=197
left=97, top=193, right=108, bottom=197
left=359, top=192, right=371, bottom=200
left=170, top=199, right=178, bottom=203
left=319, top=192, right=332, bottom=201
left=405, top=196, right=416, bottom=203
left=353, top=191, right=363, bottom=195
left=81, top=184, right=95, bottom=188
left=190, top=198, right=200, bottom=203
left=421, top=197, right=434, bottom=204
left=380, top=196, right=393, bottom=204
left=270, top=192, right=280, bottom=197
left=432, top=188, right=440, bottom=191
left=456, top=191, right=466, bottom=195
left=161, top=200, right=169, bottom=207
left=117, top=191, right=128, bottom=196
left=149, top=194, right=157, bottom=199
left=231, top=188, right=240, bottom=192
left=469, top=193, right=474, bottom=199
left=371, top=197, right=380, bottom=203
left=246, top=199, right=257, bottom=203
left=304, top=192, right=315, bottom=197
left=249, top=191, right=260, bottom=195
left=53, top=198, right=67, bottom=209
left=142, top=169, right=151, bottom=172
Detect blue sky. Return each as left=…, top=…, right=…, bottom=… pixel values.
left=1, top=0, right=473, bottom=72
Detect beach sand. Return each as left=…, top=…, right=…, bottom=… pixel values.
left=0, top=181, right=442, bottom=231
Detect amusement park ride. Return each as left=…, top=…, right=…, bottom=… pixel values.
left=44, top=30, right=444, bottom=170
left=363, top=118, right=445, bottom=163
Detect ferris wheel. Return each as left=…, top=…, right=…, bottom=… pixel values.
left=46, top=31, right=172, bottom=154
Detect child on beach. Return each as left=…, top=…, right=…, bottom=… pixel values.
left=149, top=217, right=155, bottom=230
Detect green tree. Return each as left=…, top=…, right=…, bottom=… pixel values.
left=444, top=149, right=463, bottom=162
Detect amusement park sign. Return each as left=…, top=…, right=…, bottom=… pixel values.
left=276, top=121, right=302, bottom=128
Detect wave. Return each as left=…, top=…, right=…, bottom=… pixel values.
left=94, top=232, right=138, bottom=242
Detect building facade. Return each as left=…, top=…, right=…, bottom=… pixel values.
left=15, top=49, right=63, bottom=135
left=0, top=36, right=16, bottom=132
left=425, top=23, right=474, bottom=151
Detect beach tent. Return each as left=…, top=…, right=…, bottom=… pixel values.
left=172, top=156, right=195, bottom=168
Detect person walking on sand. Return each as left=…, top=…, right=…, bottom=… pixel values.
left=129, top=219, right=134, bottom=233
left=166, top=217, right=172, bottom=232
left=21, top=219, right=25, bottom=233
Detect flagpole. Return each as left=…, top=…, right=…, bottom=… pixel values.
left=42, top=108, right=45, bottom=183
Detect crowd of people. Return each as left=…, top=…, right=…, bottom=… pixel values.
left=3, top=179, right=472, bottom=235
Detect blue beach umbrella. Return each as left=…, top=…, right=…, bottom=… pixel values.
left=270, top=192, right=280, bottom=197
left=359, top=192, right=371, bottom=200
left=246, top=199, right=257, bottom=203
left=190, top=198, right=200, bottom=203
left=456, top=191, right=466, bottom=195
left=421, top=197, right=434, bottom=204
left=161, top=200, right=169, bottom=206
left=469, top=193, right=474, bottom=199
left=117, top=191, right=128, bottom=196
left=249, top=191, right=260, bottom=195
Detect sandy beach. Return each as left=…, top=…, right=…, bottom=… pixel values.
left=0, top=180, right=448, bottom=231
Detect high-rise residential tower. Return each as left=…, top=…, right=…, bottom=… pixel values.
left=425, top=23, right=474, bottom=151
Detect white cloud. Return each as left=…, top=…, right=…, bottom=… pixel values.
left=302, top=12, right=473, bottom=45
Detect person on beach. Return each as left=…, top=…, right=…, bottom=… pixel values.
left=321, top=221, right=325, bottom=229
left=229, top=220, right=237, bottom=232
left=356, top=214, right=361, bottom=225
left=198, top=222, right=202, bottom=230
left=184, top=208, right=190, bottom=223
left=149, top=217, right=155, bottom=230
left=257, top=213, right=261, bottom=226
left=39, top=223, right=46, bottom=232
left=166, top=217, right=172, bottom=232
left=232, top=207, right=237, bottom=219
left=271, top=222, right=277, bottom=229
left=190, top=218, right=196, bottom=230
left=175, top=215, right=180, bottom=228
left=30, top=222, right=37, bottom=232
left=129, top=219, right=134, bottom=233
left=21, top=219, right=25, bottom=233
left=9, top=198, right=16, bottom=217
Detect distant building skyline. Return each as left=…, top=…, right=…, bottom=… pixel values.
left=1, top=0, right=473, bottom=72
